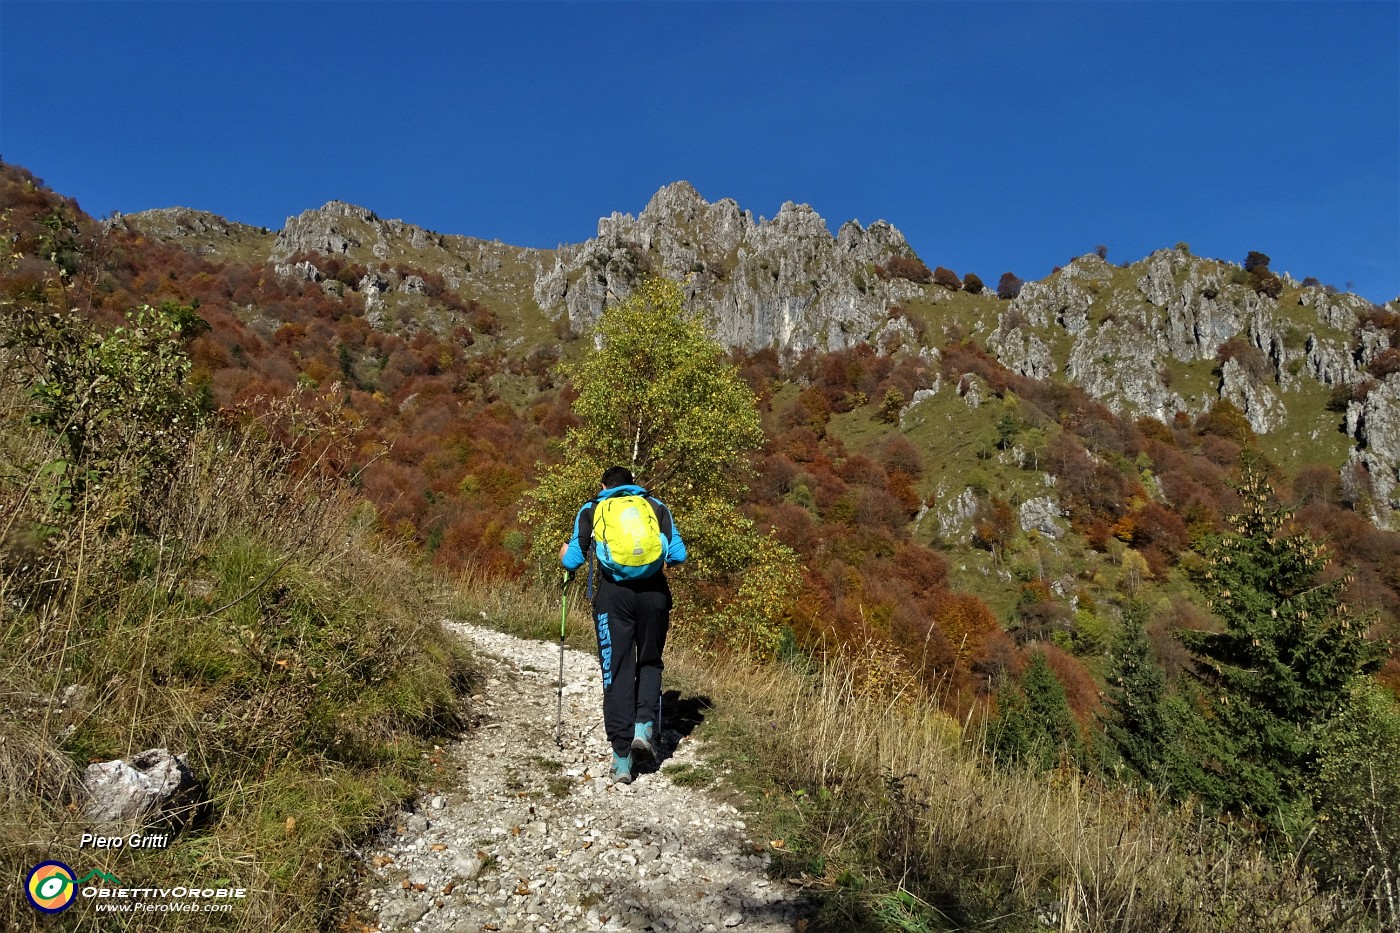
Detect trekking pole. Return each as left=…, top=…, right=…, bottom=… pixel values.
left=556, top=572, right=570, bottom=750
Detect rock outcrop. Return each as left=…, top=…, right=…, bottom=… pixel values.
left=998, top=250, right=1387, bottom=431
left=533, top=182, right=926, bottom=351
left=119, top=207, right=263, bottom=240
left=124, top=185, right=1400, bottom=531
left=81, top=748, right=204, bottom=827
left=1019, top=496, right=1067, bottom=539
left=270, top=200, right=536, bottom=281
left=1350, top=376, right=1400, bottom=529
left=985, top=248, right=1398, bottom=526
left=117, top=207, right=275, bottom=260
left=932, top=485, right=978, bottom=544
left=1218, top=357, right=1288, bottom=434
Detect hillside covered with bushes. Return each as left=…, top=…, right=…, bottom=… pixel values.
left=4, top=159, right=1400, bottom=929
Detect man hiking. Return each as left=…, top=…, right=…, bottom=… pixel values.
left=560, top=466, right=686, bottom=785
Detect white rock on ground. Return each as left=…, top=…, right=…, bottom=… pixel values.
left=357, top=622, right=808, bottom=933
left=81, top=747, right=201, bottom=825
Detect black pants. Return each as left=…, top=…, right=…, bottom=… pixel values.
left=592, top=573, right=671, bottom=758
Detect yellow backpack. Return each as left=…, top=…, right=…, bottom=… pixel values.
left=593, top=494, right=664, bottom=580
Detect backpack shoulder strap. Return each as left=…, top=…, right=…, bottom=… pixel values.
left=644, top=496, right=673, bottom=541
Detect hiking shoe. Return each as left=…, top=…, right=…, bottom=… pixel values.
left=631, top=721, right=657, bottom=761
left=611, top=752, right=634, bottom=785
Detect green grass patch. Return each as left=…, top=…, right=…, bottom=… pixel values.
left=1, top=411, right=478, bottom=932
left=1262, top=379, right=1355, bottom=471
left=660, top=762, right=716, bottom=788
left=899, top=290, right=1004, bottom=347
left=446, top=573, right=599, bottom=654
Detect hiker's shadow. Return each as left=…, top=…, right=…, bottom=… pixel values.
left=636, top=689, right=711, bottom=776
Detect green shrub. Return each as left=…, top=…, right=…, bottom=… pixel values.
left=1309, top=680, right=1400, bottom=923
left=0, top=311, right=474, bottom=932
left=9, top=302, right=198, bottom=522
left=521, top=277, right=800, bottom=657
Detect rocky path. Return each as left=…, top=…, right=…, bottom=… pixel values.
left=358, top=622, right=808, bottom=933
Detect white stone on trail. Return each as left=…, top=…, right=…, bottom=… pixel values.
left=358, top=622, right=807, bottom=932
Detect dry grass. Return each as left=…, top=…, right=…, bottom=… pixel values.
left=669, top=642, right=1368, bottom=932
left=443, top=571, right=1371, bottom=929
left=1, top=385, right=476, bottom=932
left=446, top=564, right=598, bottom=651
left=446, top=567, right=1371, bottom=929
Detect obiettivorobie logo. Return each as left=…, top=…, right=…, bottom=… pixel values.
left=24, top=860, right=246, bottom=915
left=25, top=862, right=121, bottom=914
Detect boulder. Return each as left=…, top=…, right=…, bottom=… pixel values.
left=1019, top=497, right=1067, bottom=539
left=899, top=380, right=943, bottom=427
left=1350, top=377, right=1400, bottom=530
left=1219, top=357, right=1287, bottom=434
left=81, top=748, right=203, bottom=827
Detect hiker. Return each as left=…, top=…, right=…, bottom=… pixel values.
left=560, top=466, right=686, bottom=785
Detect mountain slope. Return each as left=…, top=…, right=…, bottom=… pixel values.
left=123, top=182, right=1400, bottom=531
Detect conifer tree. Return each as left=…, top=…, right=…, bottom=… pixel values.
left=1101, top=603, right=1171, bottom=781
left=989, top=650, right=1082, bottom=772
left=1099, top=605, right=1234, bottom=803
left=1181, top=457, right=1383, bottom=829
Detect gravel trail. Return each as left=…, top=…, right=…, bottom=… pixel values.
left=359, top=621, right=808, bottom=933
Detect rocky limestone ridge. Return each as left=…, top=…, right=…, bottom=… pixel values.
left=988, top=246, right=1399, bottom=527
left=995, top=248, right=1394, bottom=430
left=115, top=208, right=276, bottom=263
left=1348, top=375, right=1400, bottom=527
left=207, top=199, right=547, bottom=337
left=271, top=200, right=540, bottom=288
left=118, top=207, right=267, bottom=240
left=121, top=191, right=1400, bottom=529
left=124, top=202, right=543, bottom=330
left=533, top=181, right=928, bottom=352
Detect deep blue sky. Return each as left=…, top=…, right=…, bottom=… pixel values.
left=2, top=2, right=1397, bottom=302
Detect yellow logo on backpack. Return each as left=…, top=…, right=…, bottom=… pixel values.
left=593, top=494, right=664, bottom=580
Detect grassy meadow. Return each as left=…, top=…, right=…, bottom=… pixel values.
left=0, top=381, right=476, bottom=932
